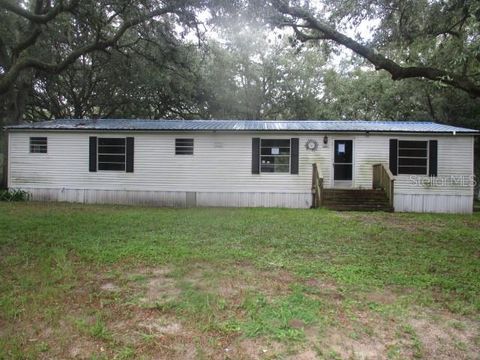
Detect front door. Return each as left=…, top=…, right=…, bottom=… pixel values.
left=334, top=140, right=353, bottom=181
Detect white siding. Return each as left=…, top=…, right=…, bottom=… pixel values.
left=350, top=134, right=474, bottom=213
left=8, top=131, right=317, bottom=191
left=393, top=136, right=474, bottom=196
left=8, top=131, right=318, bottom=208
left=350, top=135, right=389, bottom=188
left=7, top=131, right=474, bottom=212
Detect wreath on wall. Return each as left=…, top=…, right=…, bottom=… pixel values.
left=305, top=139, right=319, bottom=151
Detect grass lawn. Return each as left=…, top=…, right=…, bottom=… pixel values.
left=0, top=202, right=479, bottom=359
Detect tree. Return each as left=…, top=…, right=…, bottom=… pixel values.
left=24, top=32, right=208, bottom=120
left=318, top=67, right=480, bottom=126
left=269, top=0, right=480, bottom=98
left=0, top=0, right=207, bottom=124
left=200, top=21, right=328, bottom=120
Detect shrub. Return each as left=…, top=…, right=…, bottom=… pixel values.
left=0, top=189, right=30, bottom=202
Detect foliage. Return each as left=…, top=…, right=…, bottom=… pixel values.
left=201, top=30, right=327, bottom=119
left=0, top=0, right=209, bottom=124
left=0, top=189, right=30, bottom=201
left=269, top=0, right=480, bottom=98
left=25, top=39, right=208, bottom=120
left=0, top=0, right=479, bottom=134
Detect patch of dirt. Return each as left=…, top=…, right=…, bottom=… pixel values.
left=308, top=295, right=404, bottom=359
left=289, top=319, right=306, bottom=329
left=287, top=349, right=318, bottom=360
left=316, top=307, right=480, bottom=360
left=107, top=308, right=210, bottom=359
left=408, top=313, right=479, bottom=359
left=132, top=267, right=181, bottom=306
left=21, top=317, right=111, bottom=360
left=224, top=338, right=286, bottom=360
left=184, top=262, right=295, bottom=302
left=216, top=277, right=256, bottom=301
left=261, top=268, right=296, bottom=298
left=138, top=319, right=183, bottom=336
left=99, top=282, right=119, bottom=292
left=68, top=337, right=104, bottom=359
left=322, top=330, right=390, bottom=359
left=304, top=277, right=344, bottom=302
left=363, top=288, right=399, bottom=305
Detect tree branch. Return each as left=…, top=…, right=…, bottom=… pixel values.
left=0, top=5, right=178, bottom=94
left=0, top=0, right=79, bottom=24
left=272, top=0, right=480, bottom=98
left=0, top=35, right=11, bottom=69
left=12, top=26, right=42, bottom=56
left=292, top=26, right=328, bottom=42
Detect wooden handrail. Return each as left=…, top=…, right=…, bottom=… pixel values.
left=372, top=163, right=395, bottom=208
left=312, top=163, right=324, bottom=208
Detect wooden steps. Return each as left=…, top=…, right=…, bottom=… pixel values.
left=322, top=189, right=393, bottom=212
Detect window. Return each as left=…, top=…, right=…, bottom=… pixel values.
left=30, top=137, right=47, bottom=153
left=398, top=140, right=428, bottom=175
left=260, top=139, right=290, bottom=173
left=175, top=138, right=194, bottom=155
left=98, top=138, right=126, bottom=171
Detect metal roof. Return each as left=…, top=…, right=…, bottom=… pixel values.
left=5, top=119, right=478, bottom=133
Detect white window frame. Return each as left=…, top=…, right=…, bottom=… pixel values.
left=260, top=138, right=291, bottom=173
left=397, top=140, right=429, bottom=175
left=97, top=137, right=127, bottom=172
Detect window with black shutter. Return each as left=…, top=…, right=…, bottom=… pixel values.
left=260, top=139, right=291, bottom=173
left=397, top=140, right=428, bottom=175
left=97, top=138, right=126, bottom=171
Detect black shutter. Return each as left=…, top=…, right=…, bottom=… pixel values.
left=252, top=138, right=260, bottom=174
left=389, top=139, right=398, bottom=175
left=89, top=136, right=97, bottom=172
left=429, top=140, right=438, bottom=177
left=126, top=137, right=134, bottom=173
left=291, top=138, right=299, bottom=174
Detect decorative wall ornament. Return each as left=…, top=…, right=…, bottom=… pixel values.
left=305, top=139, right=319, bottom=151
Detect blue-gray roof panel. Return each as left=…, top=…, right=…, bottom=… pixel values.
left=5, top=119, right=478, bottom=133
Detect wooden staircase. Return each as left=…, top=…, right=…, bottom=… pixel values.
left=322, top=189, right=394, bottom=211
left=312, top=163, right=395, bottom=212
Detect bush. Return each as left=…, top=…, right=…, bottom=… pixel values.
left=0, top=189, right=30, bottom=202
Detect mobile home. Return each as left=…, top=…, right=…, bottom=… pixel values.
left=4, top=119, right=477, bottom=213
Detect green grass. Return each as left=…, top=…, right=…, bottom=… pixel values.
left=241, top=288, right=323, bottom=340
left=0, top=202, right=479, bottom=358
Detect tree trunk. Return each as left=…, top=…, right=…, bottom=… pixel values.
left=0, top=81, right=29, bottom=188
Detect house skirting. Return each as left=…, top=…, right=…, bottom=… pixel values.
left=394, top=193, right=473, bottom=214
left=10, top=187, right=474, bottom=213
left=14, top=187, right=312, bottom=209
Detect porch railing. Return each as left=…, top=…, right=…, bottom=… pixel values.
left=312, top=163, right=324, bottom=208
left=372, top=163, right=395, bottom=208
